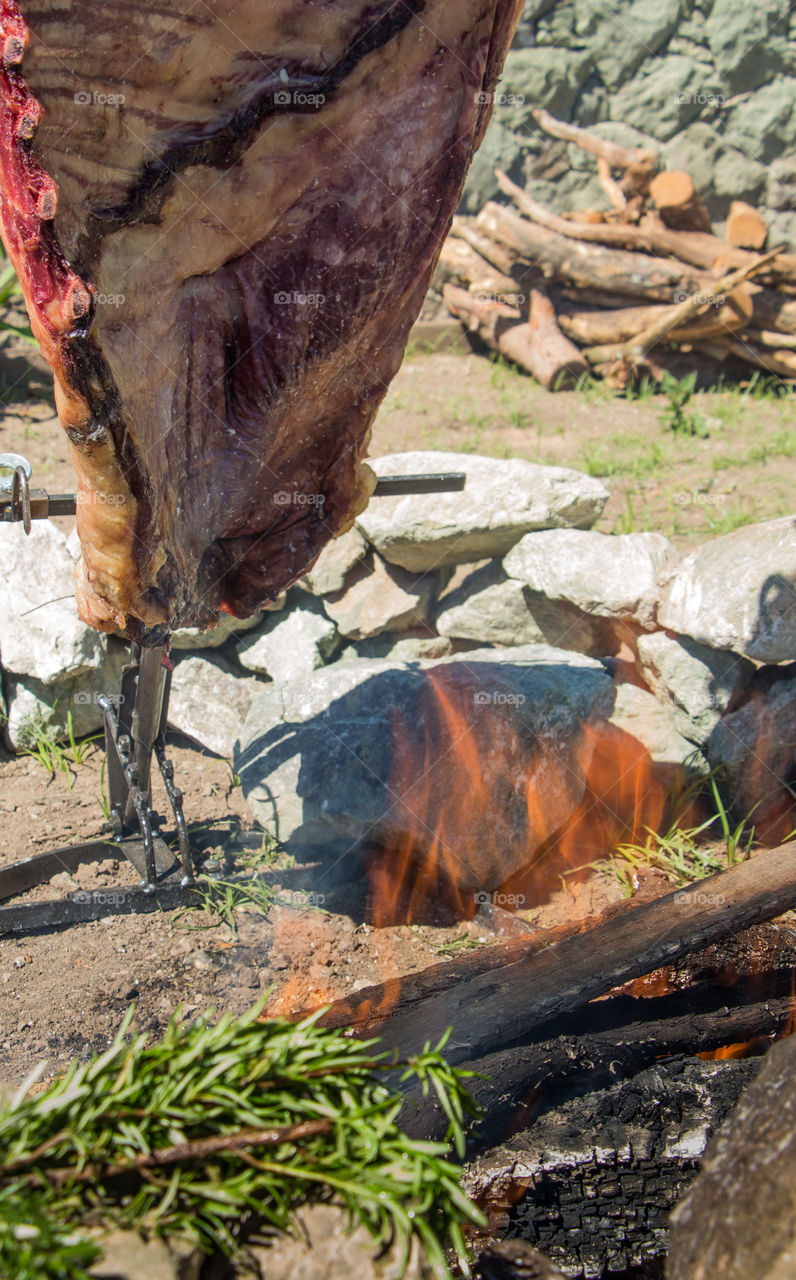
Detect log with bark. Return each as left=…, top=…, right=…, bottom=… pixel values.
left=0, top=0, right=523, bottom=641
left=476, top=203, right=709, bottom=302
left=648, top=169, right=712, bottom=233
left=438, top=111, right=796, bottom=386
left=667, top=1034, right=796, bottom=1280
left=316, top=841, right=796, bottom=1063
left=443, top=282, right=587, bottom=388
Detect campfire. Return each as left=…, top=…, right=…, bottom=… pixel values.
left=0, top=0, right=794, bottom=1276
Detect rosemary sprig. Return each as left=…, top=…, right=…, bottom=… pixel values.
left=0, top=1000, right=484, bottom=1279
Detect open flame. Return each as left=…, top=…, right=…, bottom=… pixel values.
left=366, top=666, right=670, bottom=928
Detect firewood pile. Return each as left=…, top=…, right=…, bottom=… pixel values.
left=438, top=109, right=796, bottom=391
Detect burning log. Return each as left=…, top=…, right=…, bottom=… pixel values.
left=404, top=990, right=796, bottom=1146
left=319, top=840, right=796, bottom=1064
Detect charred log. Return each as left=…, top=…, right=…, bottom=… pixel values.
left=466, top=1056, right=761, bottom=1280
left=317, top=842, right=796, bottom=1063
left=667, top=1034, right=796, bottom=1280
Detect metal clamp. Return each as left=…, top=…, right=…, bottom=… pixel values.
left=101, top=645, right=194, bottom=890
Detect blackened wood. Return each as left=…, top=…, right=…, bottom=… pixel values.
left=466, top=1055, right=761, bottom=1280
left=475, top=1240, right=567, bottom=1279
left=402, top=994, right=795, bottom=1147
left=319, top=842, right=796, bottom=1064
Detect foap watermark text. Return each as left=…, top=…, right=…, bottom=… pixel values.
left=474, top=890, right=526, bottom=907
left=74, top=90, right=125, bottom=108
left=473, top=690, right=526, bottom=706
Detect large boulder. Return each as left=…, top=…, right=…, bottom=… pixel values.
left=637, top=631, right=755, bottom=746
left=504, top=529, right=678, bottom=630
left=3, top=640, right=129, bottom=749
left=658, top=517, right=796, bottom=662
left=357, top=452, right=609, bottom=573
left=235, top=645, right=614, bottom=894
left=0, top=520, right=106, bottom=683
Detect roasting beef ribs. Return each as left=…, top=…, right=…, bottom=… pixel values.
left=0, top=0, right=522, bottom=641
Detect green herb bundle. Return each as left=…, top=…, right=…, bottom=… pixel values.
left=0, top=1001, right=482, bottom=1279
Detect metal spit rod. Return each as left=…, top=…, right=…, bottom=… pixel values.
left=0, top=460, right=466, bottom=531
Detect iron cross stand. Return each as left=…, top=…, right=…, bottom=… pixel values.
left=0, top=454, right=465, bottom=934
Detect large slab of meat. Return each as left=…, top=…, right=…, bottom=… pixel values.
left=0, top=0, right=522, bottom=642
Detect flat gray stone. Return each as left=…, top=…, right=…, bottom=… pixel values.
left=504, top=529, right=678, bottom=630
left=171, top=611, right=263, bottom=650
left=300, top=527, right=368, bottom=596
left=610, top=683, right=703, bottom=770
left=436, top=561, right=617, bottom=654
left=0, top=520, right=106, bottom=683
left=235, top=645, right=614, bottom=893
left=322, top=551, right=436, bottom=640
left=357, top=452, right=608, bottom=573
left=168, top=653, right=261, bottom=758
left=4, top=641, right=129, bottom=750
left=437, top=565, right=546, bottom=646
left=637, top=631, right=755, bottom=746
left=350, top=633, right=455, bottom=661
left=237, top=595, right=339, bottom=681
left=658, top=517, right=796, bottom=662
left=707, top=665, right=796, bottom=837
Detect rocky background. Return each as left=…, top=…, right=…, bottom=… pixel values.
left=2, top=453, right=792, bottom=892
left=465, top=0, right=796, bottom=247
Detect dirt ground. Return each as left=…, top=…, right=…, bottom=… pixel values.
left=0, top=334, right=794, bottom=1087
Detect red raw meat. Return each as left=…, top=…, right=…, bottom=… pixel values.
left=0, top=0, right=522, bottom=642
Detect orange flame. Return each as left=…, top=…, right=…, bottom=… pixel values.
left=367, top=668, right=672, bottom=929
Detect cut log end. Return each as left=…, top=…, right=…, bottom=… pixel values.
left=726, top=200, right=768, bottom=251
